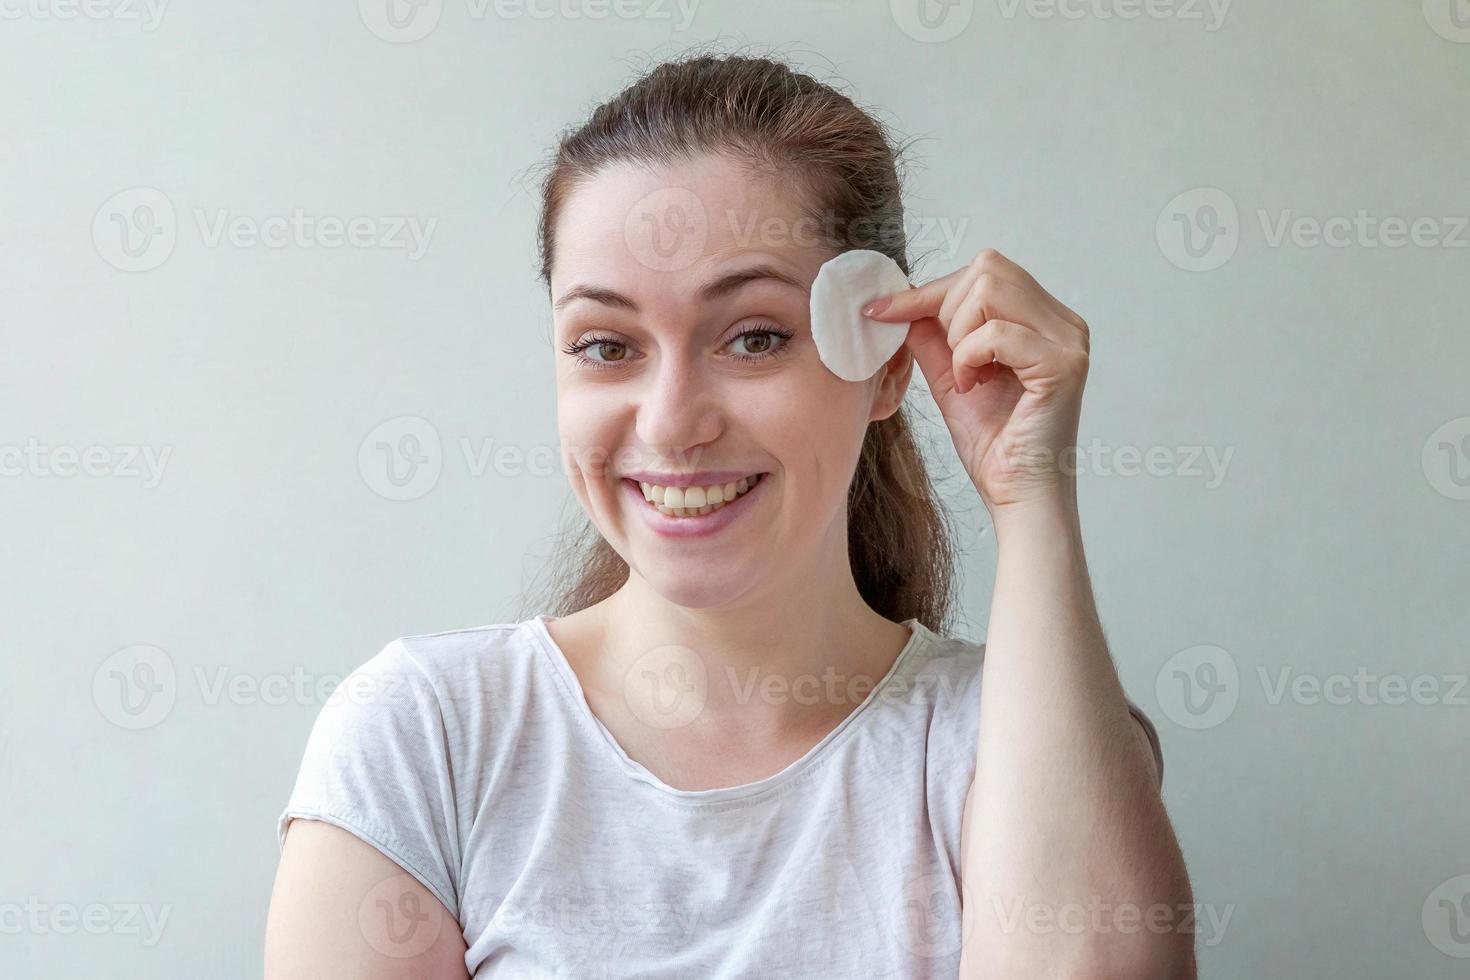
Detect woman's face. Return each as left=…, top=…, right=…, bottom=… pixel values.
left=549, top=154, right=911, bottom=610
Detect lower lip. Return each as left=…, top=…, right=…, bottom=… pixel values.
left=623, top=475, right=769, bottom=539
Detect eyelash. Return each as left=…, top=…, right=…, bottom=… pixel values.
left=560, top=324, right=796, bottom=371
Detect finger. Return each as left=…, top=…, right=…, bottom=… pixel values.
left=948, top=273, right=1085, bottom=351
left=903, top=316, right=955, bottom=396
left=863, top=266, right=969, bottom=323
left=951, top=319, right=1058, bottom=394
left=970, top=248, right=1088, bottom=331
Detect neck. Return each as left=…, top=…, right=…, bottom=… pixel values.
left=589, top=546, right=914, bottom=735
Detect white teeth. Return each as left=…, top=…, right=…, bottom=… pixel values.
left=637, top=474, right=763, bottom=518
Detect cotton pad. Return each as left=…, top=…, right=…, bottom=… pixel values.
left=809, top=249, right=912, bottom=382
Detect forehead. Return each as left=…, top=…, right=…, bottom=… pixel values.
left=550, top=154, right=835, bottom=302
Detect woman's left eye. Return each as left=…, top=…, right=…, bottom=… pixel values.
left=727, top=325, right=794, bottom=359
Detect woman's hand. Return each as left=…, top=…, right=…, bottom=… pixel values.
left=864, top=248, right=1090, bottom=516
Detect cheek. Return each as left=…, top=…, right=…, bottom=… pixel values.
left=762, top=370, right=873, bottom=480
left=555, top=384, right=627, bottom=492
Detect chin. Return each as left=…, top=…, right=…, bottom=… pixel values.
left=638, top=569, right=754, bottom=611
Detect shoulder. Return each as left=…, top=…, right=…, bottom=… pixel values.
left=333, top=618, right=548, bottom=712
left=290, top=618, right=548, bottom=791
left=895, top=622, right=984, bottom=718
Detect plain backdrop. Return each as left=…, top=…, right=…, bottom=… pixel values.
left=3, top=1, right=1468, bottom=977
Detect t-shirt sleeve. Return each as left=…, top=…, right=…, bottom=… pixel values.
left=276, top=639, right=461, bottom=919
left=1124, top=697, right=1165, bottom=789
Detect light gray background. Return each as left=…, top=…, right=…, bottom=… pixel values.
left=3, top=1, right=1467, bottom=977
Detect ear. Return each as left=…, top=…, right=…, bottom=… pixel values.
left=868, top=342, right=915, bottom=423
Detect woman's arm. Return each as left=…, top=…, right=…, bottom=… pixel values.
left=866, top=249, right=1194, bottom=977
left=265, top=820, right=469, bottom=980
left=958, top=497, right=1194, bottom=979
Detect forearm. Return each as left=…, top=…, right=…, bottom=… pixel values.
left=959, top=494, right=1194, bottom=979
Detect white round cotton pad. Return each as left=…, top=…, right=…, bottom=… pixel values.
left=809, top=249, right=912, bottom=382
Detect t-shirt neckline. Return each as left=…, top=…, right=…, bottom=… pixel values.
left=526, top=613, right=932, bottom=805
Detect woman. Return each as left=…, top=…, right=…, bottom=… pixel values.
left=265, top=53, right=1194, bottom=979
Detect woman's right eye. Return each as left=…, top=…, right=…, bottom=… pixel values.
left=583, top=340, right=627, bottom=362
left=561, top=334, right=632, bottom=365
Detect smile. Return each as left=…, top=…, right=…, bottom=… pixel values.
left=620, top=471, right=771, bottom=539
left=636, top=474, right=765, bottom=518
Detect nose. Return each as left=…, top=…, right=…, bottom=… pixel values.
left=634, top=358, right=723, bottom=464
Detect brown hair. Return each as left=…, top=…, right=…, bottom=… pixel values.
left=520, top=49, right=958, bottom=634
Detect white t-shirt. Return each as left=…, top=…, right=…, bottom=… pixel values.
left=278, top=615, right=1163, bottom=979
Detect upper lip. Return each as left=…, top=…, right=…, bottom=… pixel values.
left=623, top=470, right=766, bottom=488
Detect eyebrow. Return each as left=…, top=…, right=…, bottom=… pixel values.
left=553, top=263, right=808, bottom=313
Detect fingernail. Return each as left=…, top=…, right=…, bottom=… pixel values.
left=861, top=297, right=891, bottom=317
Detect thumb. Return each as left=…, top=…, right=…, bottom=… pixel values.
left=904, top=317, right=954, bottom=396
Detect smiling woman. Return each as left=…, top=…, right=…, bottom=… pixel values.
left=264, top=50, right=1191, bottom=979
